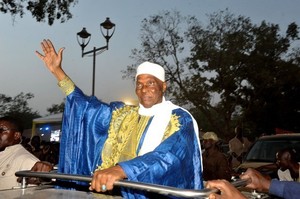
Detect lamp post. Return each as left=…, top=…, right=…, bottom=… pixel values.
left=77, top=17, right=116, bottom=96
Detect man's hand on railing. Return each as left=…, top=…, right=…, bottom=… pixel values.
left=17, top=161, right=53, bottom=185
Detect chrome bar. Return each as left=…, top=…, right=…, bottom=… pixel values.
left=15, top=171, right=249, bottom=198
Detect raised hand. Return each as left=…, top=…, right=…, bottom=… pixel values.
left=36, top=39, right=66, bottom=81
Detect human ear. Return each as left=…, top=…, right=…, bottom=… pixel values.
left=162, top=82, right=167, bottom=93
left=14, top=131, right=21, bottom=141
left=286, top=153, right=291, bottom=161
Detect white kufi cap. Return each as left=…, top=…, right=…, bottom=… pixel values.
left=135, top=61, right=165, bottom=82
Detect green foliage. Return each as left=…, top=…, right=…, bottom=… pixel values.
left=47, top=101, right=65, bottom=114
left=0, top=0, right=78, bottom=25
left=123, top=9, right=300, bottom=140
left=187, top=10, right=300, bottom=138
left=0, top=92, right=40, bottom=129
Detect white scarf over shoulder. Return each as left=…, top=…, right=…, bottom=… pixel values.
left=138, top=97, right=200, bottom=157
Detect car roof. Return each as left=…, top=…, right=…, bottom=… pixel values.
left=258, top=133, right=300, bottom=141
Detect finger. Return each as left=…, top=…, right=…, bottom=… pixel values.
left=45, top=39, right=58, bottom=54
left=58, top=47, right=65, bottom=59
left=31, top=178, right=41, bottom=185
left=41, top=39, right=53, bottom=55
left=106, top=176, right=116, bottom=191
left=17, top=177, right=22, bottom=183
left=43, top=39, right=51, bottom=49
left=99, top=176, right=108, bottom=192
left=47, top=39, right=55, bottom=49
left=206, top=180, right=220, bottom=189
left=31, top=166, right=38, bottom=172
left=41, top=40, right=48, bottom=52
left=91, top=173, right=103, bottom=192
left=240, top=173, right=250, bottom=180
left=101, top=184, right=107, bottom=192
left=90, top=177, right=97, bottom=191
left=35, top=51, right=44, bottom=59
left=209, top=193, right=220, bottom=199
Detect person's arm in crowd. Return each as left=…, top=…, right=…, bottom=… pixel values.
left=240, top=168, right=271, bottom=192
left=17, top=161, right=53, bottom=185
left=205, top=180, right=246, bottom=199
left=256, top=163, right=278, bottom=173
left=30, top=161, right=53, bottom=172
left=268, top=179, right=300, bottom=199
left=241, top=168, right=300, bottom=199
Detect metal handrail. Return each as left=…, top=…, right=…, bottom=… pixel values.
left=15, top=170, right=249, bottom=198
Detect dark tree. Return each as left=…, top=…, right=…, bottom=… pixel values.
left=123, top=10, right=300, bottom=140
left=0, top=0, right=78, bottom=25
left=47, top=101, right=65, bottom=114
left=0, top=92, right=40, bottom=129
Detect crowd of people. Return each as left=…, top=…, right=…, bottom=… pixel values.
left=200, top=127, right=253, bottom=182
left=200, top=129, right=300, bottom=199
left=0, top=38, right=299, bottom=199
left=21, top=135, right=60, bottom=166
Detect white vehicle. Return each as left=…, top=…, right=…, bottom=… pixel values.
left=237, top=134, right=300, bottom=178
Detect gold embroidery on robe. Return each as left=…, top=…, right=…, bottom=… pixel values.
left=58, top=76, right=75, bottom=96
left=98, top=106, right=181, bottom=170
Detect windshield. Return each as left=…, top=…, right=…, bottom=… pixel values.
left=245, top=139, right=300, bottom=162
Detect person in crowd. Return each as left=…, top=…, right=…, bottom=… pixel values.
left=202, top=132, right=231, bottom=181
left=228, top=125, right=252, bottom=168
left=276, top=148, right=299, bottom=181
left=21, top=136, right=32, bottom=152
left=42, top=142, right=60, bottom=165
left=36, top=39, right=203, bottom=198
left=30, top=135, right=43, bottom=159
left=0, top=116, right=53, bottom=190
left=206, top=168, right=300, bottom=199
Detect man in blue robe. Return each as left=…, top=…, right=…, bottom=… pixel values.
left=36, top=39, right=203, bottom=198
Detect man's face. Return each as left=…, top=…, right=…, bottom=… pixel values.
left=135, top=74, right=166, bottom=108
left=202, top=139, right=214, bottom=150
left=276, top=152, right=289, bottom=170
left=0, top=120, right=20, bottom=151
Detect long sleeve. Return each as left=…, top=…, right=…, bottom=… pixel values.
left=269, top=179, right=300, bottom=199
left=58, top=86, right=124, bottom=176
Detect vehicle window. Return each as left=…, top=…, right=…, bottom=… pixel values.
left=245, top=139, right=300, bottom=162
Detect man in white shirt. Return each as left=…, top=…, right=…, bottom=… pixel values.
left=276, top=148, right=300, bottom=182
left=0, top=116, right=53, bottom=190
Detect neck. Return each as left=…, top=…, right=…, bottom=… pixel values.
left=205, top=146, right=218, bottom=154
left=290, top=163, right=300, bottom=177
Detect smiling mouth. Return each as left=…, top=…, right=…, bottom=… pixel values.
left=141, top=95, right=152, bottom=101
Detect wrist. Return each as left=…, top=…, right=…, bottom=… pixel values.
left=263, top=179, right=271, bottom=191
left=115, top=165, right=127, bottom=179
left=52, top=68, right=66, bottom=81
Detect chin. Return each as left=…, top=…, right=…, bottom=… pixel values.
left=141, top=102, right=154, bottom=108
left=143, top=105, right=153, bottom=108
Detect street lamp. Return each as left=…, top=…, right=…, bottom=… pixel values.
left=77, top=17, right=116, bottom=96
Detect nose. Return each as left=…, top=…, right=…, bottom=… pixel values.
left=276, top=159, right=280, bottom=165
left=141, top=85, right=147, bottom=92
